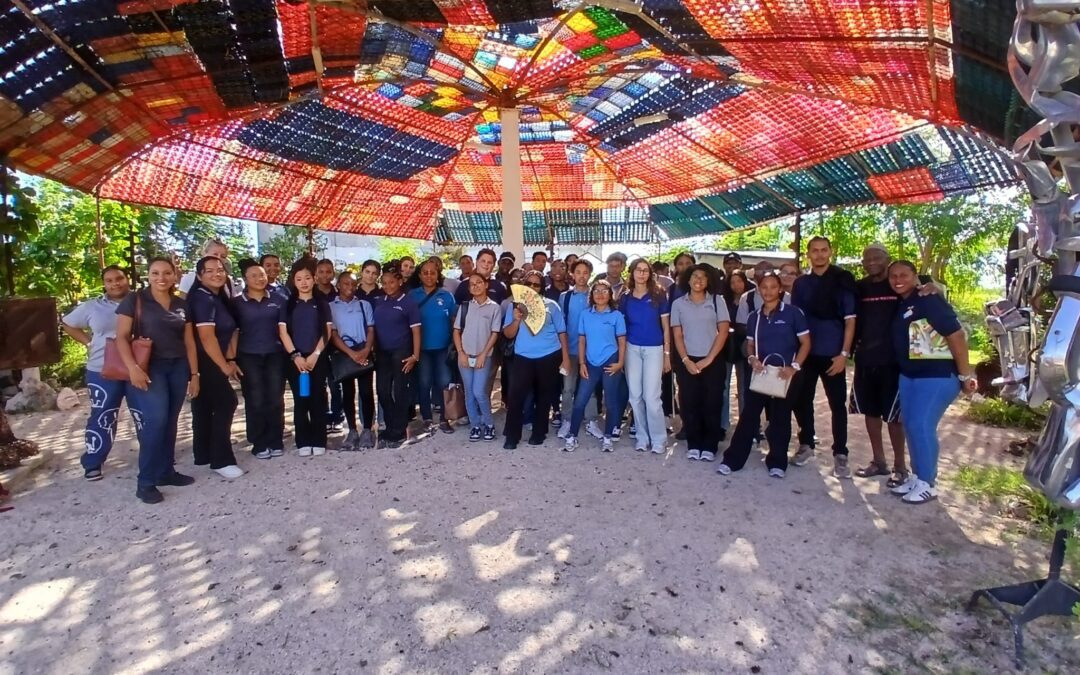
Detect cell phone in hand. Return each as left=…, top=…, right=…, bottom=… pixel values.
left=468, top=356, right=477, bottom=368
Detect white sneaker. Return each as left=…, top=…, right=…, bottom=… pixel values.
left=792, top=444, right=814, bottom=466
left=311, top=447, right=326, bottom=456
left=586, top=420, right=604, bottom=439
left=700, top=451, right=715, bottom=462
left=650, top=443, right=665, bottom=454
left=563, top=436, right=578, bottom=452
left=716, top=463, right=732, bottom=476
left=269, top=448, right=284, bottom=458
left=253, top=449, right=272, bottom=460
left=297, top=446, right=312, bottom=457
left=557, top=421, right=572, bottom=439
left=901, top=479, right=938, bottom=504
left=635, top=443, right=647, bottom=452
left=686, top=448, right=701, bottom=460
left=214, top=465, right=244, bottom=479
left=768, top=468, right=786, bottom=479
left=602, top=436, right=614, bottom=452
left=890, top=473, right=919, bottom=495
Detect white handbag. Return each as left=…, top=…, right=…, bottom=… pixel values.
left=748, top=314, right=793, bottom=399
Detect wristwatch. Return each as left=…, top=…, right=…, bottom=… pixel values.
left=840, top=350, right=850, bottom=358
left=791, top=362, right=802, bottom=371
left=958, top=373, right=975, bottom=382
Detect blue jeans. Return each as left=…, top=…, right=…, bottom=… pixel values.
left=81, top=370, right=128, bottom=471
left=418, top=348, right=452, bottom=421
left=570, top=355, right=625, bottom=437
left=898, top=374, right=959, bottom=485
left=125, top=357, right=189, bottom=488
left=625, top=344, right=666, bottom=448
left=458, top=358, right=494, bottom=427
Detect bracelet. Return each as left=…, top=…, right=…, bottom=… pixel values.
left=958, top=373, right=975, bottom=382
left=289, top=350, right=300, bottom=359
left=791, top=362, right=802, bottom=371
left=226, top=357, right=236, bottom=363
left=190, top=372, right=200, bottom=377
left=840, top=350, right=850, bottom=358
left=681, top=356, right=690, bottom=362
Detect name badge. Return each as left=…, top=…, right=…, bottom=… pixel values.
left=902, top=308, right=914, bottom=319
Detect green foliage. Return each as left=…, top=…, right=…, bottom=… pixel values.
left=0, top=170, right=41, bottom=296
left=953, top=466, right=1065, bottom=535
left=653, top=244, right=694, bottom=265
left=260, top=227, right=327, bottom=266
left=378, top=239, right=423, bottom=263
left=712, top=222, right=787, bottom=251
left=966, top=398, right=1049, bottom=431
left=42, top=333, right=86, bottom=387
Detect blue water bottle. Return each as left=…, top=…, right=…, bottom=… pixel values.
left=298, top=371, right=310, bottom=398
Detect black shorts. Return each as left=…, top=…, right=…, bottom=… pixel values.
left=848, top=364, right=901, bottom=423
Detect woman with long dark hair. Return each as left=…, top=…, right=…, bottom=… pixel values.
left=372, top=264, right=421, bottom=448
left=722, top=269, right=751, bottom=424
left=452, top=273, right=503, bottom=442
left=619, top=258, right=671, bottom=453
left=671, top=264, right=730, bottom=462
left=330, top=270, right=376, bottom=450
left=278, top=258, right=333, bottom=457
left=62, top=264, right=131, bottom=481
left=408, top=258, right=457, bottom=433
left=234, top=259, right=286, bottom=460
left=115, top=257, right=199, bottom=504
left=188, top=255, right=243, bottom=478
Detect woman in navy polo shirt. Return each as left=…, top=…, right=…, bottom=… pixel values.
left=330, top=271, right=376, bottom=450
left=235, top=259, right=286, bottom=460
left=357, top=259, right=384, bottom=302
left=502, top=276, right=571, bottom=450
left=718, top=272, right=810, bottom=478
left=189, top=255, right=243, bottom=479
left=372, top=264, right=421, bottom=448
left=619, top=258, right=672, bottom=453
left=115, top=257, right=199, bottom=504
left=278, top=259, right=333, bottom=457
left=408, top=259, right=458, bottom=433
left=887, top=260, right=976, bottom=504
left=563, top=279, right=626, bottom=453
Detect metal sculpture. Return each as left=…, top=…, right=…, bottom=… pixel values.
left=970, top=0, right=1080, bottom=663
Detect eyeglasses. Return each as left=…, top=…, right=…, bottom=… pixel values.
left=526, top=282, right=542, bottom=289
left=592, top=287, right=612, bottom=294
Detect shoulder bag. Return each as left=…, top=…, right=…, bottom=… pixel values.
left=446, top=300, right=470, bottom=365
left=101, top=293, right=153, bottom=381
left=329, top=303, right=374, bottom=382
left=748, top=312, right=792, bottom=399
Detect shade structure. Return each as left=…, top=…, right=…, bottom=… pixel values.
left=0, top=0, right=1023, bottom=243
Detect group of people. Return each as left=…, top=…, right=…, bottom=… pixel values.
left=61, top=237, right=976, bottom=506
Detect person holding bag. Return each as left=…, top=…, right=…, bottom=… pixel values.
left=717, top=272, right=810, bottom=478
left=330, top=270, right=376, bottom=450
left=188, top=255, right=243, bottom=479
left=114, top=257, right=199, bottom=504
left=278, top=259, right=333, bottom=458
left=452, top=273, right=503, bottom=442
left=372, top=264, right=422, bottom=449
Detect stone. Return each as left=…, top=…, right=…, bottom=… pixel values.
left=55, top=387, right=80, bottom=411
left=5, top=378, right=57, bottom=414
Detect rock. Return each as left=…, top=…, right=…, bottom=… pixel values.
left=1, top=386, right=17, bottom=399
left=5, top=378, right=57, bottom=413
left=55, top=387, right=80, bottom=411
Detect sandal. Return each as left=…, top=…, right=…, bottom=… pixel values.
left=886, top=470, right=910, bottom=489
left=855, top=461, right=890, bottom=478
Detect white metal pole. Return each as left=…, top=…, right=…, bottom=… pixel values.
left=500, top=106, right=524, bottom=262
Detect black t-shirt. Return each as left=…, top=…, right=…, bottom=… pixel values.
left=116, top=289, right=189, bottom=360
left=854, top=278, right=901, bottom=367
left=454, top=277, right=507, bottom=305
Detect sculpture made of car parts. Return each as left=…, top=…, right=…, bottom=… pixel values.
left=971, top=0, right=1080, bottom=663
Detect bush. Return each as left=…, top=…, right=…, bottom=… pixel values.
left=965, top=397, right=1048, bottom=431
left=42, top=332, right=86, bottom=388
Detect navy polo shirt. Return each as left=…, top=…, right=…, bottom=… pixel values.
left=235, top=291, right=284, bottom=355
left=543, top=282, right=570, bottom=302
left=188, top=286, right=238, bottom=355
left=619, top=291, right=670, bottom=347
left=791, top=272, right=856, bottom=356
left=454, top=276, right=507, bottom=305
left=117, top=289, right=189, bottom=361
left=373, top=292, right=421, bottom=352
left=746, top=303, right=809, bottom=365
left=409, top=287, right=456, bottom=351
left=892, top=293, right=962, bottom=378
left=357, top=286, right=385, bottom=303
left=278, top=296, right=331, bottom=355
left=559, top=288, right=590, bottom=357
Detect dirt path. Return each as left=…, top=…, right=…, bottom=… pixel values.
left=0, top=390, right=1077, bottom=674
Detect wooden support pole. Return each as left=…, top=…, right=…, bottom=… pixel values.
left=1, top=155, right=12, bottom=297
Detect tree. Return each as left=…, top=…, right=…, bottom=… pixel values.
left=378, top=239, right=423, bottom=263
left=259, top=227, right=328, bottom=266
left=711, top=222, right=788, bottom=252
left=0, top=169, right=40, bottom=297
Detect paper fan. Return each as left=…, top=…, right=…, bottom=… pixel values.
left=511, top=284, right=547, bottom=336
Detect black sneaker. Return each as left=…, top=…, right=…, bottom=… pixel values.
left=136, top=486, right=163, bottom=504
left=552, top=412, right=563, bottom=427
left=157, top=471, right=195, bottom=487
left=469, top=426, right=482, bottom=441
left=527, top=435, right=545, bottom=446
left=503, top=439, right=517, bottom=450
left=483, top=425, right=496, bottom=441
left=84, top=468, right=103, bottom=481
left=377, top=438, right=403, bottom=449
left=439, top=420, right=455, bottom=434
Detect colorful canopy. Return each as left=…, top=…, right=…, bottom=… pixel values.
left=0, top=0, right=1023, bottom=242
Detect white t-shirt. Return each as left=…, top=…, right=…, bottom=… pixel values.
left=179, top=270, right=243, bottom=297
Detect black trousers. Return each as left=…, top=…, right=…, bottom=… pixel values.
left=661, top=370, right=674, bottom=417
left=285, top=353, right=329, bottom=449
left=191, top=351, right=238, bottom=469
left=237, top=351, right=285, bottom=454
left=722, top=374, right=801, bottom=471
left=341, top=368, right=375, bottom=431
left=376, top=347, right=413, bottom=442
left=793, top=354, right=849, bottom=455
left=675, top=356, right=726, bottom=453
left=504, top=350, right=561, bottom=444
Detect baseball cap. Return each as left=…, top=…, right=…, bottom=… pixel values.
left=724, top=252, right=742, bottom=263
left=499, top=251, right=516, bottom=263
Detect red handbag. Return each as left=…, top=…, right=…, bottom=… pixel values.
left=101, top=293, right=153, bottom=381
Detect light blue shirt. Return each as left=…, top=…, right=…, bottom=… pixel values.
left=330, top=296, right=374, bottom=348
left=62, top=295, right=122, bottom=372
left=577, top=306, right=626, bottom=366
left=503, top=297, right=566, bottom=359
left=558, top=288, right=590, bottom=357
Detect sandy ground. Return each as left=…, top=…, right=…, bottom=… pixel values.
left=1, top=385, right=1078, bottom=675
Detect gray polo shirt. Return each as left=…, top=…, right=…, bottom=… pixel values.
left=454, top=297, right=503, bottom=356
left=62, top=295, right=123, bottom=372
left=670, top=292, right=732, bottom=357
